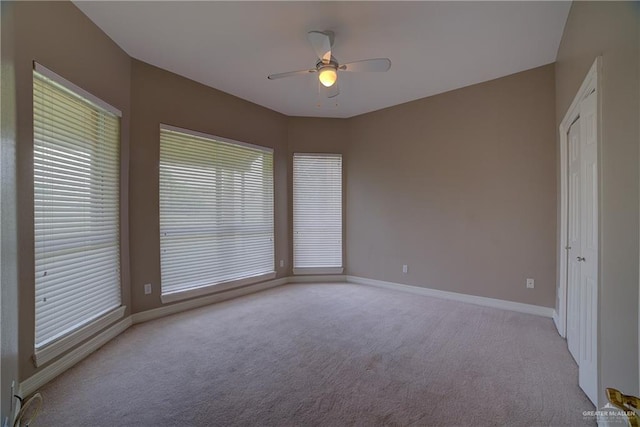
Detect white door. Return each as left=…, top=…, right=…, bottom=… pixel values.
left=566, top=119, right=581, bottom=363
left=578, top=91, right=598, bottom=405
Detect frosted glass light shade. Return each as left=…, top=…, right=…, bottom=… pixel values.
left=318, top=67, right=337, bottom=87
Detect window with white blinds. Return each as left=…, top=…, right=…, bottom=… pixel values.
left=159, top=125, right=275, bottom=301
left=293, top=153, right=343, bottom=274
left=33, top=64, right=122, bottom=351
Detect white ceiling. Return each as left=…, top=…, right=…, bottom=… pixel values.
left=73, top=1, right=570, bottom=118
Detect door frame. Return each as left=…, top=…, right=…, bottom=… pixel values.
left=555, top=56, right=601, bottom=339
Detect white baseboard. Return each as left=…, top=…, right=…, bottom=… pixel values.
left=288, top=274, right=346, bottom=283
left=346, top=275, right=554, bottom=318
left=21, top=317, right=132, bottom=397
left=131, top=277, right=288, bottom=324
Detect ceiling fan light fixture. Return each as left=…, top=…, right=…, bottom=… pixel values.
left=266, top=29, right=391, bottom=100
left=318, top=66, right=337, bottom=87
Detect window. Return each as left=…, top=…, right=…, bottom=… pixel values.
left=33, top=63, right=122, bottom=359
left=293, top=153, right=343, bottom=274
left=159, top=125, right=274, bottom=302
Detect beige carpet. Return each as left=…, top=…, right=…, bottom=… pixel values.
left=35, top=283, right=595, bottom=426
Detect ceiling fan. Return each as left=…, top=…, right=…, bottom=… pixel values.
left=267, top=30, right=391, bottom=98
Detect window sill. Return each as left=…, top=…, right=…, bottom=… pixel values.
left=161, top=272, right=277, bottom=304
left=33, top=305, right=126, bottom=367
left=293, top=267, right=344, bottom=275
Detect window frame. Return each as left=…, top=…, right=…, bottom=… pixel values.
left=32, top=62, right=125, bottom=367
left=158, top=124, right=276, bottom=304
left=292, top=152, right=344, bottom=275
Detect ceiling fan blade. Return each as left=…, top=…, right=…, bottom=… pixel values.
left=339, top=58, right=391, bottom=72
left=319, top=81, right=339, bottom=98
left=267, top=69, right=316, bottom=80
left=308, top=30, right=333, bottom=64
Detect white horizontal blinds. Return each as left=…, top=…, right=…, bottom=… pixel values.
left=159, top=127, right=274, bottom=295
left=293, top=154, right=343, bottom=268
left=33, top=69, right=121, bottom=349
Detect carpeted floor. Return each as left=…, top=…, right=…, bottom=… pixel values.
left=35, top=283, right=595, bottom=426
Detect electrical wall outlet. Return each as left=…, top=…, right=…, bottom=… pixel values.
left=279, top=260, right=284, bottom=268
left=402, top=264, right=408, bottom=274
left=144, top=283, right=152, bottom=295
left=526, top=278, right=535, bottom=289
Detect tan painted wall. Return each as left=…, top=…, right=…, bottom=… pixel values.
left=1, top=1, right=20, bottom=420
left=555, top=1, right=640, bottom=404
left=12, top=1, right=132, bottom=381
left=287, top=118, right=349, bottom=274
left=347, top=64, right=557, bottom=308
left=10, top=0, right=614, bottom=399
left=129, top=60, right=289, bottom=314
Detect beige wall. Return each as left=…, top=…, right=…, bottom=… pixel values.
left=12, top=1, right=132, bottom=381
left=129, top=60, right=289, bottom=313
left=555, top=1, right=640, bottom=404
left=1, top=1, right=19, bottom=420
left=347, top=64, right=557, bottom=308
left=287, top=118, right=349, bottom=275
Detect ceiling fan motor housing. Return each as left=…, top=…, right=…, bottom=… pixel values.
left=316, top=58, right=339, bottom=70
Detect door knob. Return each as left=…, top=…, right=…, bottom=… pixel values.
left=576, top=256, right=586, bottom=262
